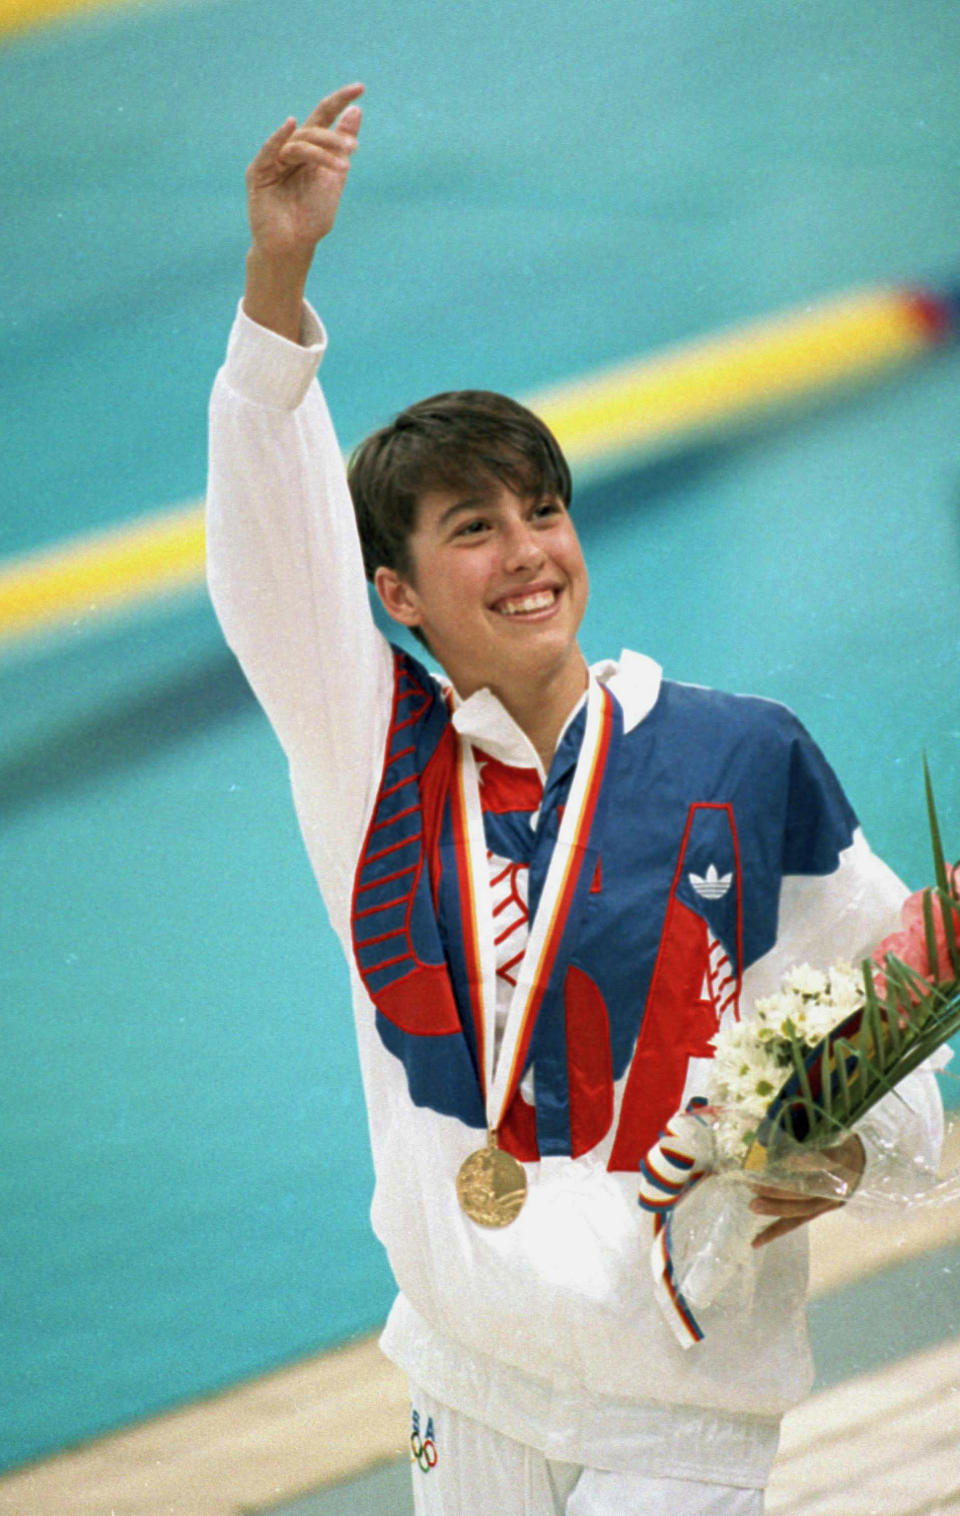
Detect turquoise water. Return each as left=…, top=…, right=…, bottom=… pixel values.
left=2, top=0, right=959, bottom=1471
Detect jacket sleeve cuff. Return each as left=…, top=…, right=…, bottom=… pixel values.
left=221, top=298, right=329, bottom=410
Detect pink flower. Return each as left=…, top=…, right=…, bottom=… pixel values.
left=872, top=867, right=960, bottom=997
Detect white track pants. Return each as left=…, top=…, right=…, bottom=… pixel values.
left=408, top=1388, right=764, bottom=1516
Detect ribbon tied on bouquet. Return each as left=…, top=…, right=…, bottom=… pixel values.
left=638, top=1097, right=760, bottom=1349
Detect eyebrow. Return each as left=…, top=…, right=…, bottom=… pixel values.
left=434, top=496, right=492, bottom=529
left=430, top=486, right=552, bottom=533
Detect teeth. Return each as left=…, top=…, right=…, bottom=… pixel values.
left=497, top=590, right=556, bottom=616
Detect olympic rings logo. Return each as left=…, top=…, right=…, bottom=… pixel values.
left=410, top=1431, right=438, bottom=1472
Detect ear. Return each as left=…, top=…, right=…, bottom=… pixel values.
left=374, top=566, right=424, bottom=629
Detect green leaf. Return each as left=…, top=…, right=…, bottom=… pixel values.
left=924, top=755, right=949, bottom=896
left=819, top=1040, right=833, bottom=1120
left=832, top=1038, right=854, bottom=1118
left=857, top=980, right=881, bottom=1066
left=880, top=976, right=902, bottom=1061
left=811, top=982, right=960, bottom=1135
left=860, top=962, right=879, bottom=1031
left=788, top=1032, right=816, bottom=1114
left=850, top=1048, right=897, bottom=1100
left=888, top=956, right=942, bottom=1025
left=767, top=1101, right=797, bottom=1153
left=881, top=959, right=921, bottom=1037
left=933, top=884, right=960, bottom=979
left=922, top=888, right=940, bottom=981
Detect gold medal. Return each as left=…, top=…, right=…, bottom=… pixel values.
left=456, top=1130, right=527, bottom=1228
left=451, top=681, right=612, bottom=1225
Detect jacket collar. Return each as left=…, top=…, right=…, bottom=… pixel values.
left=448, top=649, right=662, bottom=780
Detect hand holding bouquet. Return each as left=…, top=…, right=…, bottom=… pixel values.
left=642, top=764, right=959, bottom=1347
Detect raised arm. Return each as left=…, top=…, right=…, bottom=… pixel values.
left=207, top=86, right=395, bottom=921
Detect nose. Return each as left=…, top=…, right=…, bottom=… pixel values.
left=502, top=516, right=546, bottom=574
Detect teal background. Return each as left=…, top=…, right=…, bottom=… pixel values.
left=2, top=0, right=959, bottom=1472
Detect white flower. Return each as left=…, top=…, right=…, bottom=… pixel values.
left=714, top=1109, right=760, bottom=1163
left=826, top=962, right=863, bottom=1011
left=782, top=963, right=828, bottom=998
left=706, top=956, right=866, bottom=1165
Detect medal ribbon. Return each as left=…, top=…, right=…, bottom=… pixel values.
left=453, top=677, right=615, bottom=1136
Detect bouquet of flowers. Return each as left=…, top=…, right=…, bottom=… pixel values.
left=642, top=764, right=960, bottom=1347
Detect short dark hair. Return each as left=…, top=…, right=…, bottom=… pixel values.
left=347, top=390, right=572, bottom=585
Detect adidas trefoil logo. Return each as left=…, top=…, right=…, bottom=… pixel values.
left=689, top=864, right=733, bottom=900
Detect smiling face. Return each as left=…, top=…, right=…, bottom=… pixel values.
left=374, top=480, right=590, bottom=705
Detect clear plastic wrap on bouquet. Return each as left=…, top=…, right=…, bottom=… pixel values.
left=642, top=1070, right=959, bottom=1348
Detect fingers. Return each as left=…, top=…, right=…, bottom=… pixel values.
left=275, top=143, right=351, bottom=177
left=280, top=124, right=358, bottom=159
left=749, top=1194, right=838, bottom=1248
left=249, top=87, right=364, bottom=182
left=751, top=1215, right=811, bottom=1248
left=276, top=117, right=360, bottom=180
left=750, top=1179, right=833, bottom=1204
left=337, top=103, right=363, bottom=142
left=746, top=1136, right=866, bottom=1251
left=749, top=1164, right=854, bottom=1206
left=303, top=81, right=365, bottom=131
left=276, top=124, right=357, bottom=180
left=247, top=116, right=298, bottom=179
left=750, top=1192, right=839, bottom=1218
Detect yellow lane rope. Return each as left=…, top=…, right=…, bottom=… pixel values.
left=0, top=282, right=952, bottom=648
left=0, top=0, right=144, bottom=39
left=0, top=502, right=205, bottom=643
left=534, top=285, right=946, bottom=467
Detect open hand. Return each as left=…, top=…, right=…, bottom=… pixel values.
left=246, top=83, right=364, bottom=262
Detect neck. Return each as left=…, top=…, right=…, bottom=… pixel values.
left=492, top=649, right=590, bottom=773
